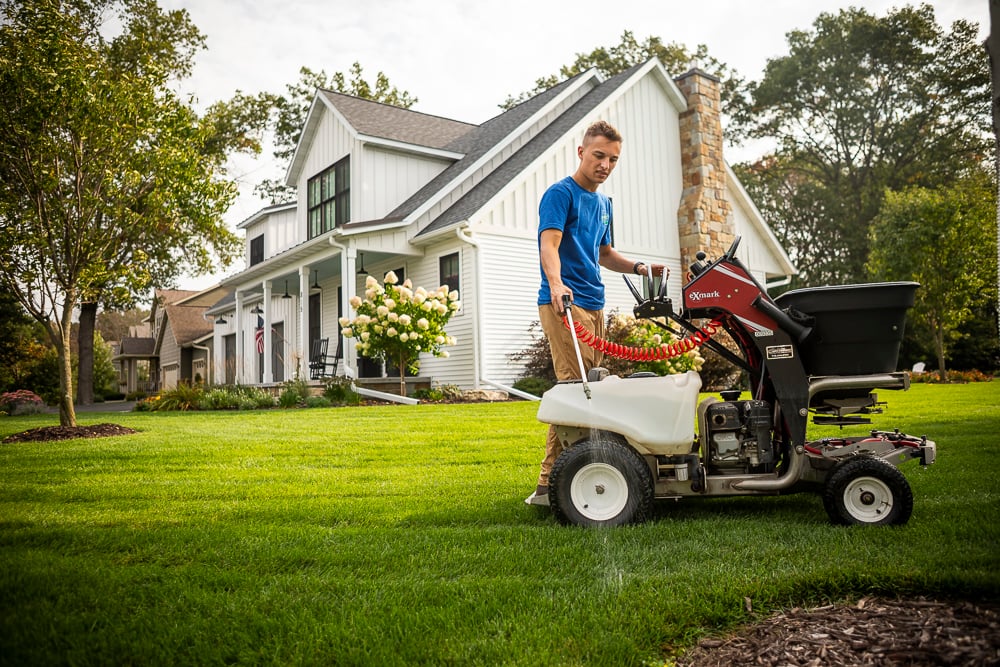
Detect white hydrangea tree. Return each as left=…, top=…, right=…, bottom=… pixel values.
left=340, top=271, right=459, bottom=397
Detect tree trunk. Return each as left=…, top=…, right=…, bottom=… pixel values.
left=77, top=301, right=97, bottom=405
left=934, top=325, right=947, bottom=383
left=56, top=299, right=77, bottom=427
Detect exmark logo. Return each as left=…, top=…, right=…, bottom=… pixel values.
left=688, top=290, right=720, bottom=302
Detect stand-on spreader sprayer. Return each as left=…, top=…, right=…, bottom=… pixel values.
left=537, top=236, right=936, bottom=528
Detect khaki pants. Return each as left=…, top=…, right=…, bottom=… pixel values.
left=536, top=304, right=605, bottom=487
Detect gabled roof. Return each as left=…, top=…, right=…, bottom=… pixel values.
left=286, top=92, right=477, bottom=184
left=414, top=61, right=654, bottom=239
left=163, top=303, right=214, bottom=346
left=386, top=69, right=598, bottom=227
left=117, top=337, right=155, bottom=357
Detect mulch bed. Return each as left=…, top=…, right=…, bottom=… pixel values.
left=2, top=423, right=137, bottom=443
left=673, top=597, right=1000, bottom=666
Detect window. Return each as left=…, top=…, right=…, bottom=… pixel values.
left=439, top=253, right=460, bottom=296
left=307, top=156, right=350, bottom=239
left=249, top=235, right=264, bottom=266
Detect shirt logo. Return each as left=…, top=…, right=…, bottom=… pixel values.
left=600, top=212, right=610, bottom=226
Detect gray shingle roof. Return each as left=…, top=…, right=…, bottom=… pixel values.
left=386, top=70, right=593, bottom=224
left=415, top=62, right=647, bottom=238
left=319, top=90, right=477, bottom=151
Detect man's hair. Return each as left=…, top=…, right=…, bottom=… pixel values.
left=583, top=120, right=622, bottom=143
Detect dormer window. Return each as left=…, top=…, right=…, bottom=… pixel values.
left=307, top=155, right=350, bottom=239
left=249, top=234, right=264, bottom=266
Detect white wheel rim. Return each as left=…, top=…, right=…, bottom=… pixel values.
left=570, top=462, right=629, bottom=521
left=843, top=475, right=893, bottom=522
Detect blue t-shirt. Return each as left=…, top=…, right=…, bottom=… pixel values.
left=537, top=176, right=613, bottom=310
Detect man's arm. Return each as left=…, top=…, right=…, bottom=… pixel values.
left=540, top=229, right=572, bottom=313
left=599, top=245, right=667, bottom=277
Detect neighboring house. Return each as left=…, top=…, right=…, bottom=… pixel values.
left=206, top=58, right=795, bottom=391
left=115, top=287, right=230, bottom=393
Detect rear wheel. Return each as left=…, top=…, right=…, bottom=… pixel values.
left=549, top=437, right=653, bottom=527
left=822, top=456, right=913, bottom=526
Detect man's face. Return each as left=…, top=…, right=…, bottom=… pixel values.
left=575, top=135, right=621, bottom=191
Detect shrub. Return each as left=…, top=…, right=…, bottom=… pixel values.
left=910, top=369, right=995, bottom=383
left=322, top=377, right=360, bottom=406
left=0, top=390, right=45, bottom=416
left=155, top=383, right=204, bottom=411
left=509, top=311, right=706, bottom=385
left=512, top=376, right=553, bottom=397
left=278, top=376, right=310, bottom=408
left=304, top=396, right=331, bottom=408
left=125, top=391, right=148, bottom=402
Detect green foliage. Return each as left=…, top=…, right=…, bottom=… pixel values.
left=732, top=5, right=990, bottom=286
left=511, top=376, right=553, bottom=396
left=867, top=169, right=998, bottom=379
left=195, top=385, right=276, bottom=411
left=321, top=376, right=360, bottom=406
left=501, top=30, right=746, bottom=113
left=0, top=0, right=248, bottom=426
left=510, top=311, right=705, bottom=385
left=255, top=62, right=417, bottom=203
left=910, top=369, right=995, bottom=383
left=341, top=271, right=459, bottom=396
left=278, top=376, right=310, bottom=408
left=154, top=383, right=204, bottom=411
left=0, top=384, right=997, bottom=665
left=304, top=395, right=331, bottom=408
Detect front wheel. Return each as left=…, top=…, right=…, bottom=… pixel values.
left=822, top=456, right=913, bottom=526
left=549, top=438, right=653, bottom=527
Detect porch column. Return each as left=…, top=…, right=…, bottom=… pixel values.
left=341, top=246, right=358, bottom=376
left=262, top=280, right=273, bottom=384
left=235, top=291, right=245, bottom=385
left=299, top=265, right=310, bottom=378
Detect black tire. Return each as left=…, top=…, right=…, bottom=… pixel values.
left=822, top=456, right=914, bottom=526
left=549, top=437, right=654, bottom=527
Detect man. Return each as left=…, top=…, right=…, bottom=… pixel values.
left=526, top=120, right=666, bottom=506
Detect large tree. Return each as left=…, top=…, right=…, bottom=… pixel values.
left=0, top=0, right=253, bottom=425
left=733, top=4, right=990, bottom=286
left=255, top=62, right=418, bottom=203
left=867, top=168, right=998, bottom=379
left=500, top=30, right=746, bottom=112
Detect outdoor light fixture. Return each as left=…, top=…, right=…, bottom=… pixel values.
left=357, top=253, right=368, bottom=276
left=215, top=315, right=227, bottom=325
left=250, top=304, right=263, bottom=315
left=311, top=270, right=321, bottom=291
left=282, top=280, right=292, bottom=299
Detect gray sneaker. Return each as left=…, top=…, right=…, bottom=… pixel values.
left=525, top=485, right=550, bottom=506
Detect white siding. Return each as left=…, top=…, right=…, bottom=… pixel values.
left=361, top=147, right=451, bottom=219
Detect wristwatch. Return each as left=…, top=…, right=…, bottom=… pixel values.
left=633, top=261, right=645, bottom=275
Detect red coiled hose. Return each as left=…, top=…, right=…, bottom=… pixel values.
left=563, top=316, right=723, bottom=361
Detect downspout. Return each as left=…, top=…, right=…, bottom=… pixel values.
left=456, top=226, right=540, bottom=401
left=766, top=275, right=792, bottom=292
left=191, top=343, right=211, bottom=385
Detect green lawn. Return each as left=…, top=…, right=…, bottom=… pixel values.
left=1, top=382, right=998, bottom=666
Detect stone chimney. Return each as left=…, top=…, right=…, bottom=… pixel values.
left=675, top=67, right=735, bottom=273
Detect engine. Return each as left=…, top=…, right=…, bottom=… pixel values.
left=700, top=399, right=776, bottom=472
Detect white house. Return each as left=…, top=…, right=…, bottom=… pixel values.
left=206, top=58, right=794, bottom=393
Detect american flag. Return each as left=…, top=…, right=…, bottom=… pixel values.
left=255, top=315, right=265, bottom=354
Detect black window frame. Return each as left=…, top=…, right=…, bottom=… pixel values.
left=307, top=155, right=350, bottom=239
left=439, top=252, right=460, bottom=297
left=249, top=234, right=264, bottom=266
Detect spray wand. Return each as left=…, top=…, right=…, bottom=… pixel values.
left=562, top=294, right=592, bottom=400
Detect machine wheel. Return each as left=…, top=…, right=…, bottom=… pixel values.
left=822, top=456, right=913, bottom=526
left=549, top=437, right=653, bottom=527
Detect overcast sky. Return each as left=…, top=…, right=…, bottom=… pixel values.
left=159, top=0, right=990, bottom=288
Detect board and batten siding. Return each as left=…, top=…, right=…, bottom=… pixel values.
left=361, top=147, right=452, bottom=220
left=406, top=239, right=476, bottom=388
